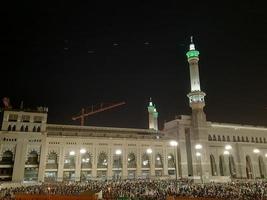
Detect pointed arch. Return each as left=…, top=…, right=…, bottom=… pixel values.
left=1, top=150, right=13, bottom=164
left=167, top=153, right=175, bottom=168
left=219, top=155, right=226, bottom=176
left=26, top=151, right=39, bottom=164
left=12, top=125, right=16, bottom=131
left=141, top=153, right=150, bottom=168
left=210, top=154, right=217, bottom=176
left=127, top=152, right=136, bottom=168
left=37, top=126, right=41, bottom=132
left=246, top=155, right=253, bottom=179
left=155, top=153, right=163, bottom=168
left=8, top=125, right=12, bottom=131
left=97, top=152, right=108, bottom=168
left=258, top=156, right=266, bottom=178
left=229, top=155, right=236, bottom=178
left=33, top=126, right=36, bottom=132
left=81, top=152, right=92, bottom=169
left=20, top=125, right=24, bottom=132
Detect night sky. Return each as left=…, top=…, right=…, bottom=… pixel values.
left=1, top=1, right=267, bottom=129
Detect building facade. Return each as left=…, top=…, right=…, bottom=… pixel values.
left=1, top=39, right=267, bottom=183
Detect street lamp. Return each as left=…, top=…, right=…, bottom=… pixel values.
left=169, top=140, right=178, bottom=181
left=225, top=145, right=232, bottom=150
left=146, top=148, right=152, bottom=154
left=253, top=149, right=260, bottom=154
left=115, top=149, right=122, bottom=155
left=80, top=149, right=86, bottom=154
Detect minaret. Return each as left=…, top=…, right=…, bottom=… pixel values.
left=147, top=98, right=158, bottom=130
left=186, top=36, right=206, bottom=129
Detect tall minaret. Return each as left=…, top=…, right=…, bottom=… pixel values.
left=147, top=98, right=158, bottom=130
left=186, top=36, right=206, bottom=129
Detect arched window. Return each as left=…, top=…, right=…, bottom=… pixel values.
left=37, top=126, right=41, bottom=132
left=141, top=153, right=150, bottom=168
left=210, top=154, right=217, bottom=176
left=46, top=152, right=58, bottom=169
left=47, top=152, right=57, bottom=164
left=97, top=152, right=108, bottom=168
left=227, top=136, right=230, bottom=142
left=33, top=126, right=36, bottom=132
left=26, top=151, right=39, bottom=165
left=81, top=152, right=92, bottom=169
left=246, top=155, right=253, bottom=179
left=127, top=153, right=136, bottom=168
left=113, top=152, right=122, bottom=169
left=246, top=137, right=249, bottom=142
left=242, top=136, right=245, bottom=142
left=258, top=156, right=266, bottom=178
left=251, top=137, right=255, bottom=143
left=64, top=152, right=75, bottom=169
left=155, top=153, right=163, bottom=168
left=237, top=136, right=240, bottom=142
left=8, top=125, right=12, bottom=131
left=208, top=135, right=212, bottom=141
left=233, top=136, right=236, bottom=142
left=213, top=135, right=217, bottom=141
left=219, top=155, right=226, bottom=176
left=20, top=126, right=24, bottom=132
left=256, top=137, right=259, bottom=143
left=167, top=154, right=175, bottom=168
left=229, top=155, right=236, bottom=178
left=260, top=137, right=263, bottom=143
left=12, top=125, right=16, bottom=131
left=218, top=135, right=221, bottom=141
left=25, top=126, right=28, bottom=132
left=1, top=151, right=13, bottom=164
left=222, top=135, right=225, bottom=142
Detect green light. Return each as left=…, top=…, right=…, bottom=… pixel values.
left=186, top=50, right=199, bottom=59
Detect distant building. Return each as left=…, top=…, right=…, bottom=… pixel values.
left=1, top=39, right=267, bottom=183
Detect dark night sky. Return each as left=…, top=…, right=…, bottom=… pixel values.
left=1, top=1, right=267, bottom=129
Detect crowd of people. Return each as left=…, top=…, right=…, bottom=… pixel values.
left=1, top=179, right=267, bottom=200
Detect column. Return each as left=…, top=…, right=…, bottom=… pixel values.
left=107, top=147, right=112, bottom=180
left=57, top=146, right=64, bottom=181
left=12, top=138, right=27, bottom=182
left=92, top=146, right=97, bottom=178
left=38, top=136, right=47, bottom=182
left=150, top=151, right=155, bottom=177
left=75, top=147, right=81, bottom=181
left=122, top=144, right=127, bottom=179
left=136, top=145, right=141, bottom=178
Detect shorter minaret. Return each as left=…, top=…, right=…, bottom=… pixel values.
left=147, top=98, right=158, bottom=130
left=186, top=37, right=206, bottom=128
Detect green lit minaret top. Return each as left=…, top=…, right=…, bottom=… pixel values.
left=186, top=36, right=199, bottom=59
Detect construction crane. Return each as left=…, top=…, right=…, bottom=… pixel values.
left=72, top=101, right=126, bottom=126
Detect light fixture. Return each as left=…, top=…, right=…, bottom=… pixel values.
left=196, top=152, right=201, bottom=157
left=253, top=149, right=260, bottom=154
left=115, top=149, right=122, bottom=155
left=156, top=157, right=160, bottom=161
left=195, top=144, right=202, bottom=150
left=225, top=145, right=232, bottom=150
left=265, top=153, right=267, bottom=158
left=169, top=140, right=178, bottom=147
left=146, top=148, right=152, bottom=154
left=80, top=149, right=86, bottom=154
left=168, top=155, right=172, bottom=159
left=223, top=150, right=230, bottom=155
left=69, top=151, right=75, bottom=156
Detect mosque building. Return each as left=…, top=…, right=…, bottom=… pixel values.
left=1, top=39, right=267, bottom=183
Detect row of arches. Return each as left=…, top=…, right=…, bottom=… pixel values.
left=210, top=154, right=267, bottom=178
left=46, top=152, right=176, bottom=170
left=7, top=125, right=41, bottom=132
left=208, top=134, right=267, bottom=143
